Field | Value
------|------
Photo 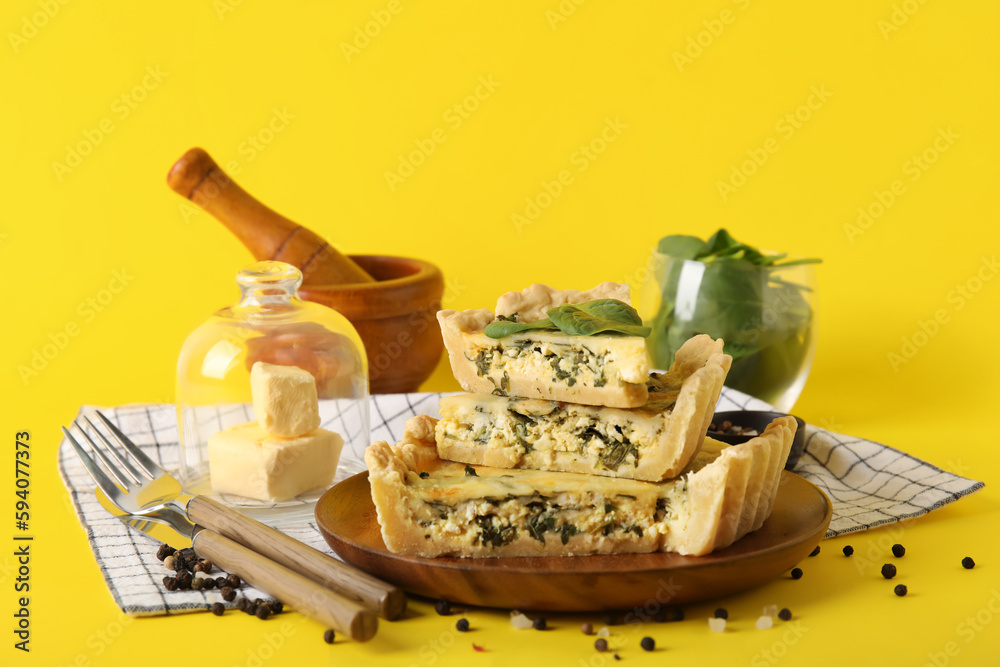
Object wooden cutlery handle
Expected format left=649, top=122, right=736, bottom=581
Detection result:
left=166, top=147, right=375, bottom=285
left=193, top=529, right=378, bottom=641
left=188, top=495, right=406, bottom=620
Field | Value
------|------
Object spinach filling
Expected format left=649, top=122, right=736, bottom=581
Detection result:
left=474, top=515, right=517, bottom=548
left=584, top=426, right=640, bottom=471
left=469, top=340, right=609, bottom=389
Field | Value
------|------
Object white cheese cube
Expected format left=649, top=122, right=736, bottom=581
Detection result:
left=207, top=421, right=343, bottom=502
left=250, top=362, right=321, bottom=437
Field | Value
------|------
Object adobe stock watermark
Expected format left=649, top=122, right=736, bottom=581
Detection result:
left=384, top=75, right=500, bottom=192
left=512, top=116, right=627, bottom=233
left=18, top=268, right=135, bottom=385
left=922, top=589, right=1000, bottom=667
left=673, top=0, right=753, bottom=72
left=214, top=0, right=247, bottom=20
left=750, top=622, right=810, bottom=666
left=844, top=127, right=958, bottom=244
left=7, top=0, right=72, bottom=54
left=545, top=0, right=587, bottom=30
left=716, top=85, right=832, bottom=202
left=51, top=612, right=135, bottom=667
left=340, top=0, right=410, bottom=62
left=52, top=66, right=169, bottom=182
left=178, top=108, right=296, bottom=223
left=887, top=254, right=997, bottom=372
left=878, top=0, right=931, bottom=40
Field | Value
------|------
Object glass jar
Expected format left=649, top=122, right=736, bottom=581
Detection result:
left=638, top=253, right=818, bottom=412
left=176, top=261, right=369, bottom=525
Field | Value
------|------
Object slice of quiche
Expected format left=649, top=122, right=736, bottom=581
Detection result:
left=435, top=334, right=732, bottom=482
left=364, top=414, right=795, bottom=558
left=437, top=283, right=652, bottom=409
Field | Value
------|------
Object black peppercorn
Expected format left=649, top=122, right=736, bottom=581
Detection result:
left=180, top=547, right=196, bottom=560
left=778, top=608, right=792, bottom=621
left=962, top=557, right=976, bottom=569
left=532, top=617, right=546, bottom=630
left=176, top=571, right=193, bottom=589
left=894, top=584, right=907, bottom=597
left=203, top=578, right=217, bottom=590
left=226, top=574, right=241, bottom=588
left=215, top=576, right=228, bottom=588
left=221, top=586, right=236, bottom=602
left=211, top=602, right=225, bottom=616
left=809, top=546, right=821, bottom=557
left=323, top=629, right=335, bottom=644
left=269, top=601, right=283, bottom=614
left=456, top=618, right=470, bottom=632
left=843, top=545, right=854, bottom=556
left=594, top=638, right=608, bottom=652
left=200, top=560, right=214, bottom=574
left=156, top=544, right=173, bottom=561
left=581, top=622, right=594, bottom=635
left=255, top=605, right=271, bottom=620
left=162, top=575, right=177, bottom=591
left=640, top=637, right=655, bottom=651
left=191, top=577, right=204, bottom=591
left=435, top=600, right=451, bottom=616
left=171, top=557, right=185, bottom=573
left=790, top=568, right=803, bottom=580
left=714, top=608, right=728, bottom=619
left=891, top=544, right=905, bottom=558
left=881, top=564, right=897, bottom=580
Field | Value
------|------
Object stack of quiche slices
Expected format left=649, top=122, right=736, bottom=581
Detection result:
left=364, top=283, right=797, bottom=558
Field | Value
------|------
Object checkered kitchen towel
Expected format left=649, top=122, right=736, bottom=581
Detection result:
left=57, top=389, right=983, bottom=617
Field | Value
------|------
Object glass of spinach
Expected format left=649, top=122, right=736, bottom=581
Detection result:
left=638, top=229, right=820, bottom=411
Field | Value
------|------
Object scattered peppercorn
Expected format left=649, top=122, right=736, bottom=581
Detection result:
left=891, top=544, right=905, bottom=558
left=211, top=602, right=225, bottom=616
left=162, top=576, right=177, bottom=591
left=236, top=597, right=251, bottom=612
left=201, top=560, right=213, bottom=574
left=255, top=605, right=271, bottom=620
left=613, top=654, right=621, bottom=661
left=180, top=547, right=196, bottom=561
left=456, top=618, right=470, bottom=632
left=191, top=577, right=204, bottom=591
left=156, top=544, right=173, bottom=561
left=202, top=578, right=216, bottom=590
left=962, top=557, right=976, bottom=570
left=894, top=584, right=907, bottom=597
left=581, top=622, right=594, bottom=635
left=435, top=600, right=452, bottom=616
left=269, top=601, right=283, bottom=615
left=226, top=574, right=241, bottom=588
left=176, top=571, right=193, bottom=590
left=843, top=545, right=854, bottom=556
left=714, top=608, right=728, bottom=619
left=532, top=617, right=547, bottom=630
left=323, top=629, right=336, bottom=644
left=594, top=638, right=609, bottom=652
left=640, top=636, right=655, bottom=651
left=193, top=561, right=205, bottom=573
left=215, top=576, right=228, bottom=588
left=881, top=564, right=897, bottom=580
left=163, top=555, right=176, bottom=571
left=221, top=586, right=236, bottom=602
left=171, top=558, right=185, bottom=573
left=790, top=568, right=803, bottom=580
left=809, top=546, right=821, bottom=557
left=778, top=608, right=792, bottom=621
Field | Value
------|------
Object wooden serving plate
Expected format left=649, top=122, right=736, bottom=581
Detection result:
left=315, top=471, right=832, bottom=611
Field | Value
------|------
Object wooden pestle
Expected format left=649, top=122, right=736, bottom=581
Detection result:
left=167, top=148, right=375, bottom=285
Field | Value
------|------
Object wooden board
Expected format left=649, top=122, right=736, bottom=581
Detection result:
left=315, top=471, right=832, bottom=611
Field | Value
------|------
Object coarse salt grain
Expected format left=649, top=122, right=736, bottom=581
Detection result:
left=708, top=618, right=727, bottom=633
left=597, top=627, right=611, bottom=637
left=756, top=616, right=773, bottom=630
left=510, top=613, right=533, bottom=630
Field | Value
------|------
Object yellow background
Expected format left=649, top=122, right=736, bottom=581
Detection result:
left=2, top=0, right=998, bottom=665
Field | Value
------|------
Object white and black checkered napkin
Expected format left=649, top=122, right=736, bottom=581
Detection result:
left=57, top=389, right=983, bottom=617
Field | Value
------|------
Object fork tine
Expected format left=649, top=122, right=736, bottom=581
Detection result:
left=95, top=410, right=163, bottom=477
left=84, top=416, right=149, bottom=483
left=62, top=427, right=129, bottom=500
left=72, top=424, right=139, bottom=489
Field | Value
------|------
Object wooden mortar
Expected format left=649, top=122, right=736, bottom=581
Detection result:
left=168, top=148, right=444, bottom=393
left=300, top=256, right=444, bottom=395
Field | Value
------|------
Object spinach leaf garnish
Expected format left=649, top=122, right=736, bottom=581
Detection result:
left=484, top=299, right=650, bottom=339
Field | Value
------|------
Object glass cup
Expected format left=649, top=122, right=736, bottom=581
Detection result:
left=638, top=252, right=818, bottom=412
left=176, top=261, right=369, bottom=525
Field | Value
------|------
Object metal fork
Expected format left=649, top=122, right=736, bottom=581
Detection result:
left=62, top=411, right=405, bottom=623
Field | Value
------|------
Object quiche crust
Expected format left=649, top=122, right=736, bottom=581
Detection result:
left=438, top=283, right=652, bottom=408
left=365, top=414, right=795, bottom=558
left=435, top=334, right=732, bottom=481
